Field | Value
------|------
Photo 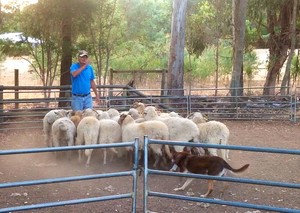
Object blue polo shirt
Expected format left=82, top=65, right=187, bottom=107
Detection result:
left=70, top=63, right=95, bottom=95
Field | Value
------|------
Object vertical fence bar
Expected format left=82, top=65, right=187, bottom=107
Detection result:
left=131, top=138, right=139, bottom=213
left=14, top=69, right=19, bottom=109
left=143, top=136, right=149, bottom=213
left=0, top=85, right=3, bottom=123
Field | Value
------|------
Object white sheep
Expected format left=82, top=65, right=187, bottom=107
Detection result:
left=188, top=112, right=230, bottom=160
left=51, top=117, right=76, bottom=159
left=118, top=113, right=172, bottom=168
left=143, top=106, right=200, bottom=152
left=81, top=108, right=100, bottom=119
left=128, top=108, right=145, bottom=123
left=106, top=108, right=120, bottom=122
left=98, top=118, right=122, bottom=165
left=43, top=109, right=70, bottom=147
left=75, top=115, right=100, bottom=166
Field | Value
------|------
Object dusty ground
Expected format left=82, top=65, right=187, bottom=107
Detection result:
left=0, top=120, right=299, bottom=213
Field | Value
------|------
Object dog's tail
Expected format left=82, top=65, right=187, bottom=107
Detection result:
left=224, top=161, right=249, bottom=173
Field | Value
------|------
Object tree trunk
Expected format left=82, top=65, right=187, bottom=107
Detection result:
left=167, top=0, right=187, bottom=97
left=230, top=0, right=248, bottom=97
left=280, top=0, right=297, bottom=95
left=59, top=1, right=72, bottom=108
left=214, top=40, right=219, bottom=96
left=0, top=2, right=2, bottom=31
left=263, top=0, right=292, bottom=95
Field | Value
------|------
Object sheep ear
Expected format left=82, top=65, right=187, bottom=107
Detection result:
left=186, top=112, right=194, bottom=119
left=203, top=114, right=208, bottom=121
left=118, top=113, right=126, bottom=125
left=66, top=111, right=72, bottom=117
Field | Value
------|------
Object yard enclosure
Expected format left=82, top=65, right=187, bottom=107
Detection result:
left=0, top=85, right=299, bottom=131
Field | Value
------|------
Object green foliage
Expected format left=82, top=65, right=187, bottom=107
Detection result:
left=110, top=38, right=168, bottom=70
left=244, top=51, right=259, bottom=79
left=187, top=42, right=232, bottom=80
left=0, top=40, right=30, bottom=57
left=186, top=0, right=231, bottom=56
left=291, top=53, right=300, bottom=80
left=118, top=0, right=171, bottom=42
left=186, top=40, right=258, bottom=82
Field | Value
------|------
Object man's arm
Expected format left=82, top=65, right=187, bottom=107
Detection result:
left=91, top=80, right=100, bottom=105
left=71, top=64, right=88, bottom=77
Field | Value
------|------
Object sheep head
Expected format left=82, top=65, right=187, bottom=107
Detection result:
left=187, top=112, right=207, bottom=124
left=143, top=106, right=158, bottom=119
left=132, top=102, right=146, bottom=115
left=118, top=114, right=134, bottom=126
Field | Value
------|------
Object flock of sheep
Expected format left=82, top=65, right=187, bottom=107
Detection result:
left=42, top=102, right=230, bottom=169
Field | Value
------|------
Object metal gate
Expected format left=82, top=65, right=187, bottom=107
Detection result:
left=143, top=137, right=300, bottom=213
left=1, top=137, right=300, bottom=212
left=0, top=140, right=139, bottom=213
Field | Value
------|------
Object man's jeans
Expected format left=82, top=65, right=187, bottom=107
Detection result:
left=71, top=94, right=93, bottom=111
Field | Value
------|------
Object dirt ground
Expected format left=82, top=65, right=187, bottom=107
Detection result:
left=0, top=120, right=299, bottom=213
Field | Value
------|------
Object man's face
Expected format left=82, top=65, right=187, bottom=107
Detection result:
left=79, top=55, right=88, bottom=64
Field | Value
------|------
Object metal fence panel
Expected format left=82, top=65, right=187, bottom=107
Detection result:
left=143, top=137, right=300, bottom=213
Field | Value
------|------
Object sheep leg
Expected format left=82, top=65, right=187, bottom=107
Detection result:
left=108, top=148, right=119, bottom=163
left=78, top=150, right=83, bottom=163
left=163, top=145, right=172, bottom=160
left=152, top=153, right=161, bottom=168
left=85, top=149, right=93, bottom=166
left=103, top=149, right=107, bottom=165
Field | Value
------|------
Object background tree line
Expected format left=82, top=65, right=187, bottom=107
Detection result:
left=0, top=0, right=299, bottom=97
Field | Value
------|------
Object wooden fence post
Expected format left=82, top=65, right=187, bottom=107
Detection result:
left=14, top=69, right=19, bottom=109
left=0, top=85, right=3, bottom=123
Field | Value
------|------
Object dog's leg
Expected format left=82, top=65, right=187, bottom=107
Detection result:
left=174, top=178, right=194, bottom=191
left=219, top=182, right=229, bottom=199
left=201, top=180, right=214, bottom=197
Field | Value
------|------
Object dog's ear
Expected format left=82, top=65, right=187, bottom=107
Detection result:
left=183, top=146, right=192, bottom=154
left=190, top=147, right=206, bottom=156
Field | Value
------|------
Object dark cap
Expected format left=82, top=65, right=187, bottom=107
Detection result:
left=78, top=50, right=88, bottom=57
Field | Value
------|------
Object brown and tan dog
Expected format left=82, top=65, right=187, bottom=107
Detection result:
left=170, top=151, right=249, bottom=197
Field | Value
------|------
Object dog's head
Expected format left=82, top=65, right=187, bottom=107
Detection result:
left=170, top=151, right=190, bottom=172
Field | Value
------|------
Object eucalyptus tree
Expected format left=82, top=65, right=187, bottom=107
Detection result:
left=56, top=0, right=96, bottom=107
left=280, top=0, right=298, bottom=95
left=248, top=0, right=294, bottom=95
left=167, top=0, right=187, bottom=96
left=230, top=0, right=248, bottom=96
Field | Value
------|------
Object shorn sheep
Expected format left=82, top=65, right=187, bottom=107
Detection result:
left=106, top=108, right=120, bottom=122
left=98, top=118, right=122, bottom=165
left=43, top=109, right=70, bottom=147
left=51, top=117, right=76, bottom=159
left=75, top=115, right=100, bottom=166
left=188, top=112, right=230, bottom=160
left=118, top=113, right=172, bottom=168
left=143, top=106, right=200, bottom=152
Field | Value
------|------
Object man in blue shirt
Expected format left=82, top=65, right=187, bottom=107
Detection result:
left=70, top=50, right=100, bottom=111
